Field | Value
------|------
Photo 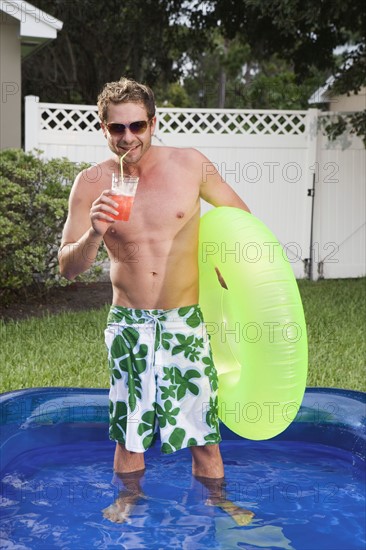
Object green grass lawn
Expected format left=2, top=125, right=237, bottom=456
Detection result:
left=1, top=278, right=365, bottom=394
left=297, top=278, right=365, bottom=391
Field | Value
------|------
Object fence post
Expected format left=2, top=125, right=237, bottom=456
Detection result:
left=25, top=95, right=39, bottom=152
left=305, top=108, right=320, bottom=281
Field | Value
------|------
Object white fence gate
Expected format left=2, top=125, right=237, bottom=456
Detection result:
left=25, top=95, right=366, bottom=280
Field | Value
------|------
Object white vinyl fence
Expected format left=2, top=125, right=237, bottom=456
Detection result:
left=25, top=95, right=366, bottom=280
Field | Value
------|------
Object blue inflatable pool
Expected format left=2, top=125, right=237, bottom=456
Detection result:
left=1, top=387, right=365, bottom=550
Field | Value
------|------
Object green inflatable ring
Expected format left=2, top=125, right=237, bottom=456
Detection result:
left=199, top=207, right=308, bottom=440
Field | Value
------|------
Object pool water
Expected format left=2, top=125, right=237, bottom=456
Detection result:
left=1, top=438, right=364, bottom=550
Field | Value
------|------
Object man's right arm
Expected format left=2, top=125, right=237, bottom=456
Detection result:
left=58, top=170, right=118, bottom=280
left=58, top=227, right=104, bottom=281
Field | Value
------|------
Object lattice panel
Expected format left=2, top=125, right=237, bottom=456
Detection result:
left=39, top=105, right=307, bottom=135
left=40, top=107, right=100, bottom=132
left=158, top=110, right=307, bottom=135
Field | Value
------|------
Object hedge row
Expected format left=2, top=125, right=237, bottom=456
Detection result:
left=0, top=149, right=105, bottom=303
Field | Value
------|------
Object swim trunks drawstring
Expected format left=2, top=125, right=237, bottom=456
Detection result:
left=145, top=311, right=165, bottom=363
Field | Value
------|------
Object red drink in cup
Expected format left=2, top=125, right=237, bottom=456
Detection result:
left=110, top=174, right=139, bottom=222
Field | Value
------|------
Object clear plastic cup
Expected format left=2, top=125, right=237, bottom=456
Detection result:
left=110, top=174, right=139, bottom=221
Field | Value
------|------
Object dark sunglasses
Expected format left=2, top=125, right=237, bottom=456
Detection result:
left=106, top=120, right=150, bottom=135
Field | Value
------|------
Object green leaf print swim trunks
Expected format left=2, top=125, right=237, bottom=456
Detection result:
left=104, top=304, right=221, bottom=454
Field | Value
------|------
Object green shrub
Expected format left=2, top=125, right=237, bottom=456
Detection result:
left=0, top=149, right=106, bottom=303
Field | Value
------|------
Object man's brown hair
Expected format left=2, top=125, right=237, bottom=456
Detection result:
left=97, top=77, right=156, bottom=122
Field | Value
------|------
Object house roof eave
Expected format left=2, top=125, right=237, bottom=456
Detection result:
left=0, top=0, right=63, bottom=37
left=0, top=0, right=63, bottom=59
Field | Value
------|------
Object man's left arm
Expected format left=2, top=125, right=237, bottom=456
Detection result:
left=198, top=153, right=251, bottom=213
left=196, top=152, right=250, bottom=289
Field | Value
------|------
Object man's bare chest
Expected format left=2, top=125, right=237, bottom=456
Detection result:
left=103, top=174, right=200, bottom=243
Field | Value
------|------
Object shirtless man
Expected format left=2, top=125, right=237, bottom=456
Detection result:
left=59, top=78, right=252, bottom=523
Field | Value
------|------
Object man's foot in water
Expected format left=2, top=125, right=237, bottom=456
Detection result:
left=207, top=498, right=255, bottom=526
left=103, top=469, right=145, bottom=524
left=102, top=490, right=143, bottom=524
left=196, top=475, right=254, bottom=527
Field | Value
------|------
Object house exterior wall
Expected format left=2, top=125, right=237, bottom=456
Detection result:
left=0, top=12, right=21, bottom=148
left=327, top=87, right=366, bottom=112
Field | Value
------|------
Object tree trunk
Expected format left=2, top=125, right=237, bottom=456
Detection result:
left=218, top=67, right=226, bottom=108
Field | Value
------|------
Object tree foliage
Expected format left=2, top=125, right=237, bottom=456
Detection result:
left=191, top=0, right=365, bottom=87
left=22, top=0, right=206, bottom=104
left=24, top=0, right=365, bottom=103
left=190, top=0, right=366, bottom=143
left=22, top=0, right=365, bottom=142
left=181, top=38, right=326, bottom=110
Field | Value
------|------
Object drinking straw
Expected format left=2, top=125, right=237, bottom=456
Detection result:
left=120, top=150, right=130, bottom=181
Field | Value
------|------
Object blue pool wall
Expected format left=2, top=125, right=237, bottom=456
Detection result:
left=1, top=387, right=365, bottom=474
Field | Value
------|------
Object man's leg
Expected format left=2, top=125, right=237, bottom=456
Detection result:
left=103, top=443, right=146, bottom=523
left=103, top=467, right=146, bottom=524
left=114, top=442, right=145, bottom=473
left=190, top=444, right=224, bottom=478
